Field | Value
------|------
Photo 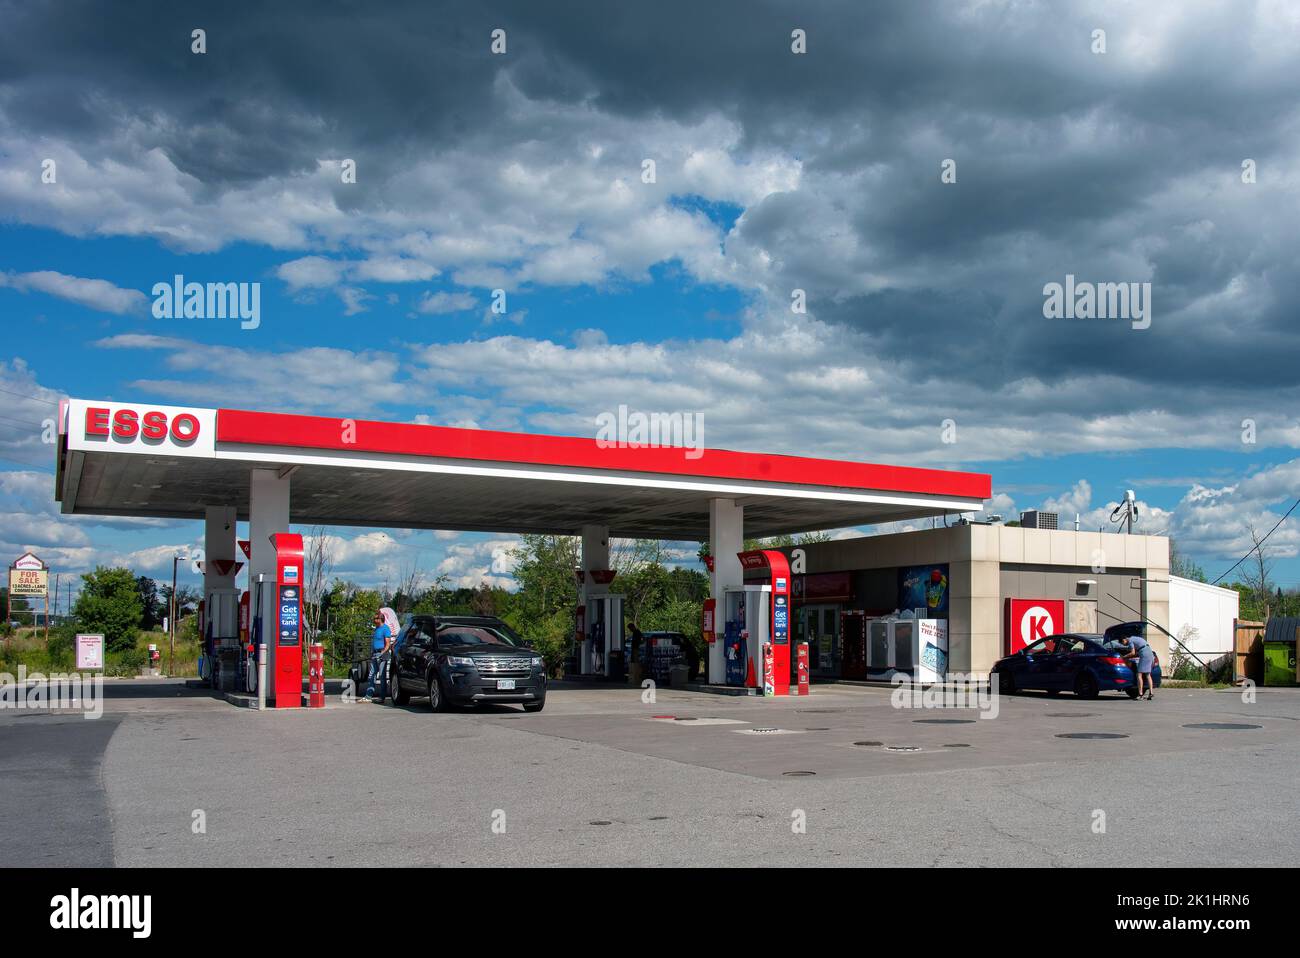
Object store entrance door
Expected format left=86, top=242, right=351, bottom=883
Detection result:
left=799, top=604, right=840, bottom=677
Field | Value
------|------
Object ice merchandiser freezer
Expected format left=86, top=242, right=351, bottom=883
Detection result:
left=868, top=618, right=889, bottom=672
left=867, top=617, right=948, bottom=682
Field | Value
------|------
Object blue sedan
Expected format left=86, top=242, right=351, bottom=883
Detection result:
left=991, top=631, right=1162, bottom=699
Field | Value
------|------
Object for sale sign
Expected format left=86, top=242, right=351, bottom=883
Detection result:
left=9, top=552, right=48, bottom=597
left=9, top=568, right=47, bottom=597
left=1003, top=598, right=1066, bottom=654
left=76, top=634, right=105, bottom=670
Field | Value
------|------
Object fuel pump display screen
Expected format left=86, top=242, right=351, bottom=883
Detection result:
left=278, top=585, right=300, bottom=646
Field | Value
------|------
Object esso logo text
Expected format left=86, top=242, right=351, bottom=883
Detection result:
left=85, top=406, right=202, bottom=445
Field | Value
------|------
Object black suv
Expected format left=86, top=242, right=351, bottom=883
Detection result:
left=389, top=615, right=546, bottom=712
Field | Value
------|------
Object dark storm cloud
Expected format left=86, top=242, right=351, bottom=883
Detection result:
left=2, top=0, right=1298, bottom=408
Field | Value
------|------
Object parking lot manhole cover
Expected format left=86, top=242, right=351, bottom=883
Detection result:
left=648, top=816, right=668, bottom=821
left=884, top=745, right=922, bottom=752
left=853, top=740, right=882, bottom=747
left=782, top=770, right=816, bottom=777
left=913, top=718, right=975, bottom=724
left=1047, top=712, right=1099, bottom=717
left=738, top=722, right=806, bottom=733
left=1183, top=722, right=1262, bottom=730
left=589, top=821, right=612, bottom=826
left=804, top=727, right=831, bottom=731
left=1055, top=732, right=1128, bottom=739
left=797, top=709, right=843, bottom=714
left=673, top=717, right=698, bottom=721
left=943, top=743, right=971, bottom=748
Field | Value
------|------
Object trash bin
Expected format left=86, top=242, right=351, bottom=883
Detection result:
left=1263, top=642, right=1297, bottom=686
left=607, top=649, right=625, bottom=682
left=669, top=664, right=690, bottom=687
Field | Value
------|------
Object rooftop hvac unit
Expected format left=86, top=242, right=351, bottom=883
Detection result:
left=1020, top=510, right=1058, bottom=530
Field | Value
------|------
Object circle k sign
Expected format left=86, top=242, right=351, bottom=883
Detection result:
left=1004, top=598, right=1066, bottom=654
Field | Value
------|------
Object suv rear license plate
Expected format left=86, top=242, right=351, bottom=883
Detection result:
left=497, top=679, right=516, bottom=690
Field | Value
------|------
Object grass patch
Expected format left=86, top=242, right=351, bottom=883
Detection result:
left=0, top=624, right=202, bottom=677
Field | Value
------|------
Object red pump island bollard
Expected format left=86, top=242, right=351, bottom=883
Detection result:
left=308, top=644, right=325, bottom=708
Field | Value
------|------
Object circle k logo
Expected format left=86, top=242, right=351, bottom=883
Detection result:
left=1019, top=605, right=1057, bottom=645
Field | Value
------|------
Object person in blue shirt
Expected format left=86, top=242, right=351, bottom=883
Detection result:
left=1118, top=631, right=1156, bottom=700
left=364, top=611, right=392, bottom=701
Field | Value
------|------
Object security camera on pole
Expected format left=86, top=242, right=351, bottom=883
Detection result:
left=1110, top=489, right=1139, bottom=535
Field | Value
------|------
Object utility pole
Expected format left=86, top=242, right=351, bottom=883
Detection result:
left=170, top=553, right=188, bottom=677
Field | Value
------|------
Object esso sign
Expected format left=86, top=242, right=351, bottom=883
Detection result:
left=68, top=400, right=216, bottom=458
left=85, top=406, right=201, bottom=444
left=1004, top=598, right=1066, bottom=654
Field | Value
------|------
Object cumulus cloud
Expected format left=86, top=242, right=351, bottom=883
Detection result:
left=0, top=270, right=147, bottom=315
left=3, top=1, right=1300, bottom=580
left=415, top=290, right=479, bottom=315
left=436, top=538, right=521, bottom=590
left=1, top=1, right=1297, bottom=458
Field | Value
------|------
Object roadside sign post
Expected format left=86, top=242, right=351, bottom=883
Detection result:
left=8, top=553, right=49, bottom=643
left=76, top=634, right=105, bottom=671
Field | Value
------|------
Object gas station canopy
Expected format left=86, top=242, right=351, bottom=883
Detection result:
left=56, top=399, right=991, bottom=539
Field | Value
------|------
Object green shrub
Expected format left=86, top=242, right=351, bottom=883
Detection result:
left=45, top=628, right=75, bottom=671
left=522, top=609, right=572, bottom=677
left=73, top=566, right=143, bottom=653
left=106, top=648, right=146, bottom=678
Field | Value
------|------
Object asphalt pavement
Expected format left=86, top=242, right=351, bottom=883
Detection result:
left=1, top=678, right=1295, bottom=866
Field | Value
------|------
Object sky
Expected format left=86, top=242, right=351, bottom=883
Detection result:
left=2, top=0, right=1299, bottom=604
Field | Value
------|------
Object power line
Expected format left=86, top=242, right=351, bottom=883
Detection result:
left=0, top=413, right=47, bottom=429
left=0, top=385, right=57, bottom=406
left=1211, top=497, right=1300, bottom=586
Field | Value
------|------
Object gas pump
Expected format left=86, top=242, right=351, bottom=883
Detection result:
left=237, top=589, right=258, bottom=695
left=585, top=594, right=625, bottom=679
left=736, top=549, right=793, bottom=695
left=723, top=586, right=770, bottom=688
left=269, top=532, right=304, bottom=709
left=249, top=575, right=267, bottom=695
left=203, top=586, right=241, bottom=691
